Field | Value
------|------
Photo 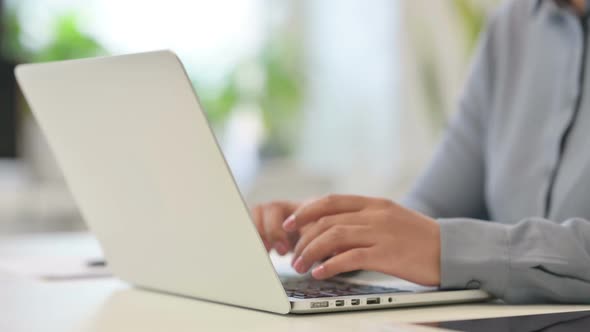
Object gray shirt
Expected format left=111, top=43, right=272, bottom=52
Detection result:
left=404, top=0, right=590, bottom=303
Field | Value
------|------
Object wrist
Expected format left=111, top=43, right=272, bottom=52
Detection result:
left=430, top=221, right=441, bottom=286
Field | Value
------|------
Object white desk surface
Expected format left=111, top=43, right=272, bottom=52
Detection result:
left=0, top=232, right=589, bottom=332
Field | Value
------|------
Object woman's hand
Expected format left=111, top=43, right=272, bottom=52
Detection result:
left=251, top=201, right=301, bottom=255
left=283, top=194, right=441, bottom=286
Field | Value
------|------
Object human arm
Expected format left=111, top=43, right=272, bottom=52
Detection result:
left=281, top=194, right=590, bottom=303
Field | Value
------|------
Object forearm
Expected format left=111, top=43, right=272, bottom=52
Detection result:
left=439, top=217, right=590, bottom=303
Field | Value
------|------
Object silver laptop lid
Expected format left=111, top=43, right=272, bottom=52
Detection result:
left=15, top=50, right=291, bottom=314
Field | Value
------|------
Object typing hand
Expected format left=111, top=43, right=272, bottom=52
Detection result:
left=251, top=201, right=301, bottom=255
left=283, top=194, right=441, bottom=286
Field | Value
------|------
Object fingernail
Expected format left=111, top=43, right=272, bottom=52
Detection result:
left=283, top=215, right=296, bottom=231
left=274, top=242, right=288, bottom=255
left=293, top=256, right=306, bottom=273
left=312, top=265, right=325, bottom=279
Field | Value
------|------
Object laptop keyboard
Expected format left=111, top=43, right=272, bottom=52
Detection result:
left=282, top=278, right=406, bottom=299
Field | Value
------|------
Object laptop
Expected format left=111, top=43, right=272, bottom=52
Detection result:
left=15, top=50, right=490, bottom=314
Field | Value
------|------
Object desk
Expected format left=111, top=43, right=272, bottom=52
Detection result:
left=0, top=233, right=589, bottom=332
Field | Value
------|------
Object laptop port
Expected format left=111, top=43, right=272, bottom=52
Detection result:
left=367, top=297, right=381, bottom=305
left=335, top=300, right=345, bottom=307
left=311, top=301, right=329, bottom=308
left=351, top=299, right=360, bottom=306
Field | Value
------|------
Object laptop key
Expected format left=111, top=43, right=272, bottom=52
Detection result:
left=283, top=278, right=403, bottom=299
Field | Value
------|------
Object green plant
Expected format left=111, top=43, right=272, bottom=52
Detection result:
left=2, top=8, right=106, bottom=118
left=3, top=5, right=302, bottom=156
left=453, top=0, right=488, bottom=53
left=31, top=13, right=106, bottom=62
left=2, top=9, right=105, bottom=63
left=198, top=38, right=303, bottom=157
left=1, top=7, right=30, bottom=62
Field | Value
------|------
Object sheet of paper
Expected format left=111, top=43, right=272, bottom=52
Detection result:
left=0, top=255, right=111, bottom=281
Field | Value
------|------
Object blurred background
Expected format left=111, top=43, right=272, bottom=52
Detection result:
left=0, top=0, right=498, bottom=233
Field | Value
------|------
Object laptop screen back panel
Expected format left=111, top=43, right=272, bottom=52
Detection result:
left=15, top=51, right=291, bottom=314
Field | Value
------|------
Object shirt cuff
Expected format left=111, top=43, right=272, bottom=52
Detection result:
left=438, top=218, right=510, bottom=298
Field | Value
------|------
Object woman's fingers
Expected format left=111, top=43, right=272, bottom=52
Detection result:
left=283, top=195, right=378, bottom=232
left=311, top=248, right=372, bottom=280
left=292, top=212, right=364, bottom=263
left=256, top=201, right=300, bottom=255
left=251, top=205, right=271, bottom=251
left=262, top=204, right=292, bottom=255
left=292, top=225, right=374, bottom=274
